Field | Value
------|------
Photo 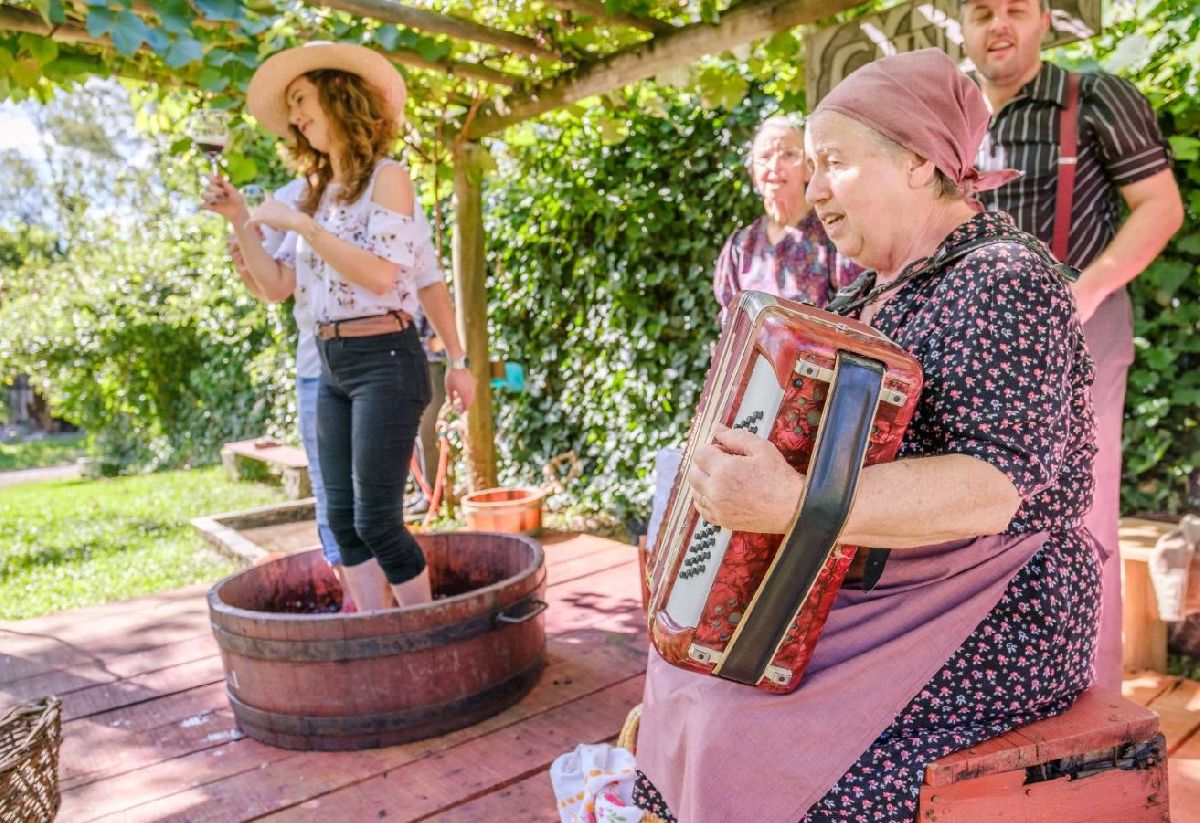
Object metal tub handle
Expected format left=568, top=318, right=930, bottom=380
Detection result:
left=495, top=598, right=548, bottom=625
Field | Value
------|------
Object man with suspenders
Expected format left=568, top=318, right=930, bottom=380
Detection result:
left=960, top=0, right=1185, bottom=689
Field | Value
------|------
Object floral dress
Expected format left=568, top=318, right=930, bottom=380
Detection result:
left=635, top=212, right=1100, bottom=822
left=713, top=213, right=863, bottom=318
left=273, top=159, right=445, bottom=324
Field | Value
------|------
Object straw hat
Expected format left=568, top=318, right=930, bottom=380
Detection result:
left=247, top=41, right=407, bottom=137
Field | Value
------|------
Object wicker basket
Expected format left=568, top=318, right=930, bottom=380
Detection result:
left=0, top=696, right=63, bottom=823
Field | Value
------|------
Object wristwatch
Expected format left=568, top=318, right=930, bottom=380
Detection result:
left=450, top=356, right=471, bottom=370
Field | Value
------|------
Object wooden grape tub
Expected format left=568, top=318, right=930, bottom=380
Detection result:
left=207, top=532, right=546, bottom=751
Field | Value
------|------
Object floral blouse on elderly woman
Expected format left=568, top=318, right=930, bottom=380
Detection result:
left=713, top=211, right=862, bottom=320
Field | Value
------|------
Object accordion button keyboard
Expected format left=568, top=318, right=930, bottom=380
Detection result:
left=664, top=354, right=785, bottom=629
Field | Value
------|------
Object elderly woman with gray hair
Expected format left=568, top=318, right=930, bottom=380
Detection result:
left=713, top=115, right=861, bottom=320
left=634, top=50, right=1099, bottom=822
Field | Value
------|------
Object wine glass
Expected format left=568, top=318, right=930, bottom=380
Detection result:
left=188, top=108, right=230, bottom=177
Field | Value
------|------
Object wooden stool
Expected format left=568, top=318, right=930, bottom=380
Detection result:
left=1119, top=517, right=1174, bottom=673
left=918, top=688, right=1169, bottom=821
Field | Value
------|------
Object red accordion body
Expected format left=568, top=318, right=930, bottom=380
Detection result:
left=647, top=291, right=923, bottom=693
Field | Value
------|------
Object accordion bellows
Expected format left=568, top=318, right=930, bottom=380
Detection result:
left=647, top=291, right=923, bottom=693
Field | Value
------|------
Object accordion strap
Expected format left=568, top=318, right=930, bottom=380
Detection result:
left=716, top=351, right=885, bottom=687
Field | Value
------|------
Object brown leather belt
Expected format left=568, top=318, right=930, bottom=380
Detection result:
left=316, top=311, right=411, bottom=341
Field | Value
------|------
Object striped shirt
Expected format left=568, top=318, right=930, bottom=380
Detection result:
left=975, top=62, right=1170, bottom=269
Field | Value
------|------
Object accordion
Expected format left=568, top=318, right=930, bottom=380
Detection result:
left=647, top=291, right=923, bottom=694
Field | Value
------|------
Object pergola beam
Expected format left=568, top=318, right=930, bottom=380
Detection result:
left=0, top=6, right=109, bottom=49
left=382, top=47, right=524, bottom=88
left=467, top=0, right=862, bottom=138
left=542, top=0, right=675, bottom=34
left=310, top=0, right=562, bottom=63
left=0, top=6, right=522, bottom=91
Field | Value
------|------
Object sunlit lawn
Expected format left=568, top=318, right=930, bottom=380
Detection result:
left=0, top=466, right=286, bottom=620
left=0, top=432, right=89, bottom=472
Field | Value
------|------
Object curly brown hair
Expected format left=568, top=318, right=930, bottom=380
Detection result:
left=286, top=69, right=398, bottom=215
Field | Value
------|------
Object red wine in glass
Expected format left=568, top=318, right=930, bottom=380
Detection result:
left=189, top=109, right=230, bottom=178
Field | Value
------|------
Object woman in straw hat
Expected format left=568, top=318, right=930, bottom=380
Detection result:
left=203, top=42, right=475, bottom=611
left=633, top=49, right=1099, bottom=822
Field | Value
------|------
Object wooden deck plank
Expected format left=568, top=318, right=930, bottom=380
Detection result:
left=57, top=655, right=226, bottom=723
left=1143, top=676, right=1200, bottom=753
left=1168, top=727, right=1200, bottom=823
left=71, top=659, right=644, bottom=821
left=424, top=770, right=558, bottom=822
left=59, top=684, right=232, bottom=790
left=56, top=561, right=645, bottom=818
left=58, top=625, right=646, bottom=821
left=252, top=677, right=645, bottom=823
left=1123, top=670, right=1181, bottom=707
left=6, top=529, right=1192, bottom=822
left=0, top=594, right=212, bottom=683
left=3, top=634, right=218, bottom=705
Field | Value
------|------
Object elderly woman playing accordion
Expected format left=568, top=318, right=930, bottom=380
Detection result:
left=634, top=50, right=1100, bottom=823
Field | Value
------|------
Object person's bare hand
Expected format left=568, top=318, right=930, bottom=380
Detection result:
left=245, top=196, right=303, bottom=233
left=200, top=176, right=249, bottom=225
left=1070, top=279, right=1105, bottom=324
left=687, top=424, right=804, bottom=533
left=445, top=367, right=477, bottom=413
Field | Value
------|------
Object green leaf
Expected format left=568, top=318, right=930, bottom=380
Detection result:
left=223, top=153, right=258, bottom=184
left=145, top=27, right=169, bottom=53
left=30, top=0, right=66, bottom=25
left=198, top=67, right=229, bottom=92
left=1174, top=232, right=1200, bottom=256
left=9, top=60, right=41, bottom=89
left=163, top=35, right=205, bottom=68
left=1169, top=135, right=1200, bottom=161
left=372, top=25, right=402, bottom=52
left=157, top=0, right=194, bottom=35
left=415, top=38, right=451, bottom=64
left=110, top=9, right=150, bottom=55
left=85, top=7, right=116, bottom=38
left=205, top=48, right=240, bottom=68
left=18, top=34, right=58, bottom=65
left=193, top=0, right=245, bottom=23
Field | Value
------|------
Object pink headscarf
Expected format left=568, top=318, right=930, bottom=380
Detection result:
left=814, top=48, right=1019, bottom=209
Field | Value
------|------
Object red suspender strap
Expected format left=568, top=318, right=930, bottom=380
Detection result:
left=1052, top=72, right=1081, bottom=262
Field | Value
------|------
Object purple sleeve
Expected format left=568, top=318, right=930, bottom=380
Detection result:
left=713, top=232, right=740, bottom=317
left=831, top=254, right=865, bottom=291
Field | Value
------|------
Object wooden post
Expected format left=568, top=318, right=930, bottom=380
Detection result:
left=452, top=141, right=498, bottom=491
left=1118, top=518, right=1172, bottom=674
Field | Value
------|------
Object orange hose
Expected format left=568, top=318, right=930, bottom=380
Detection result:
left=422, top=433, right=452, bottom=529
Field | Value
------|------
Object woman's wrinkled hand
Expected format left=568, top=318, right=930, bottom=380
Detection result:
left=687, top=424, right=804, bottom=534
left=445, top=367, right=477, bottom=413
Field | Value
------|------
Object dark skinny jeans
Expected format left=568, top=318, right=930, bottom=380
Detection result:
left=316, top=325, right=431, bottom=584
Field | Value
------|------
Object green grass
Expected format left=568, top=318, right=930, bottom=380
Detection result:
left=0, top=466, right=287, bottom=621
left=0, top=432, right=89, bottom=472
left=1168, top=652, right=1200, bottom=681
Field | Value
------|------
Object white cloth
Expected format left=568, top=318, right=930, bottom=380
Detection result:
left=645, top=446, right=683, bottom=555
left=550, top=743, right=648, bottom=823
left=273, top=158, right=445, bottom=324
left=1149, top=515, right=1200, bottom=622
left=261, top=178, right=322, bottom=379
